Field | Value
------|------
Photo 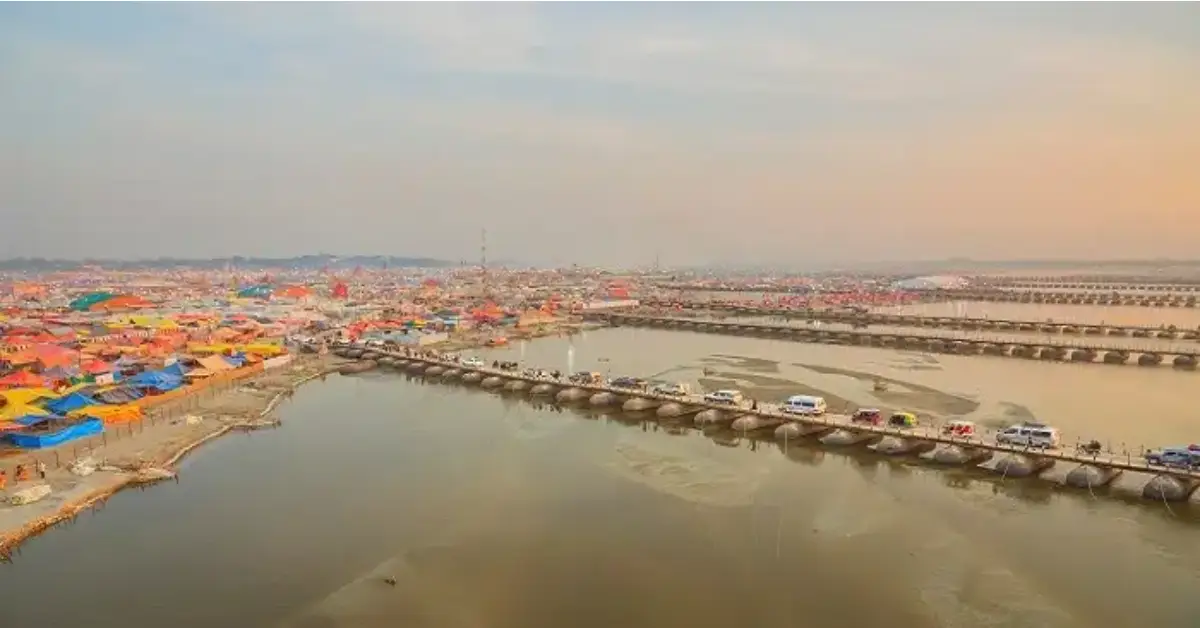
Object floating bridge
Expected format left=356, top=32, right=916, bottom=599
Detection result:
left=332, top=346, right=1200, bottom=503
left=592, top=313, right=1200, bottom=370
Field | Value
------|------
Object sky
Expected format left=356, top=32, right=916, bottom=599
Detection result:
left=2, top=3, right=1199, bottom=268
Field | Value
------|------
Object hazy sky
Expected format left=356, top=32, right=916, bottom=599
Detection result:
left=2, top=3, right=1198, bottom=267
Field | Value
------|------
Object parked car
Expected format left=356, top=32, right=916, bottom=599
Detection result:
left=703, top=390, right=744, bottom=406
left=461, top=356, right=485, bottom=368
left=1144, top=445, right=1200, bottom=468
left=651, top=382, right=690, bottom=397
left=611, top=377, right=648, bottom=391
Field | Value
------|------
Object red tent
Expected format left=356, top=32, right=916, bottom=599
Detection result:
left=0, top=370, right=46, bottom=389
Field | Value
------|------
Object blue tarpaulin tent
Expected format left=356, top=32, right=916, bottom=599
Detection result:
left=161, top=362, right=187, bottom=379
left=127, top=370, right=183, bottom=392
left=44, top=392, right=98, bottom=415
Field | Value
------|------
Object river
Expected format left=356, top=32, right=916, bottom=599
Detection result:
left=1, top=328, right=1199, bottom=628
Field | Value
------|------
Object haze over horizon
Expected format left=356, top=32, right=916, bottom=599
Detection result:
left=3, top=3, right=1198, bottom=268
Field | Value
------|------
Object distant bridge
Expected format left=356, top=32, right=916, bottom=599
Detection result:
left=924, top=289, right=1199, bottom=308
left=590, top=312, right=1200, bottom=370
left=641, top=300, right=1200, bottom=339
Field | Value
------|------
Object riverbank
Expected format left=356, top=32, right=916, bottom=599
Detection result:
left=0, top=355, right=337, bottom=558
left=0, top=319, right=591, bottom=559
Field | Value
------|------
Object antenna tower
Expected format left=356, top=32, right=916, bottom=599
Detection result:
left=480, top=228, right=489, bottom=298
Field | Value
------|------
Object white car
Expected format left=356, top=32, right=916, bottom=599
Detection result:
left=703, top=390, right=744, bottom=406
left=461, top=356, right=485, bottom=368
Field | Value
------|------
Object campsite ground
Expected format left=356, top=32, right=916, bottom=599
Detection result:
left=0, top=355, right=335, bottom=558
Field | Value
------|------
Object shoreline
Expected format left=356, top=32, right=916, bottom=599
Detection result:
left=0, top=319, right=587, bottom=560
left=0, top=358, right=336, bottom=559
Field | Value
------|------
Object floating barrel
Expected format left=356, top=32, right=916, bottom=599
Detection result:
left=1070, top=349, right=1096, bottom=362
left=1137, top=353, right=1162, bottom=367
left=530, top=383, right=557, bottom=396
left=819, top=429, right=875, bottom=446
left=992, top=454, right=1052, bottom=477
left=981, top=344, right=1003, bottom=356
left=1064, top=465, right=1120, bottom=489
left=1173, top=355, right=1198, bottom=370
left=1012, top=346, right=1036, bottom=358
left=932, top=445, right=981, bottom=465
left=480, top=376, right=505, bottom=389
left=590, top=392, right=620, bottom=406
left=337, top=360, right=377, bottom=375
left=1039, top=347, right=1066, bottom=361
left=346, top=349, right=364, bottom=359
left=1142, top=475, right=1195, bottom=502
left=426, top=366, right=446, bottom=377
left=1102, top=352, right=1129, bottom=364
left=655, top=402, right=687, bottom=418
left=731, top=415, right=782, bottom=432
left=693, top=409, right=730, bottom=426
left=442, top=368, right=462, bottom=379
left=555, top=388, right=589, bottom=402
left=378, top=357, right=396, bottom=367
left=872, top=436, right=933, bottom=455
left=622, top=397, right=658, bottom=412
left=406, top=362, right=426, bottom=372
left=775, top=422, right=831, bottom=439
left=461, top=372, right=484, bottom=384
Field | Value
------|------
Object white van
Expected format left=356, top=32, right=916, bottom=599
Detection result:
left=783, top=395, right=827, bottom=416
left=996, top=423, right=1060, bottom=449
left=704, top=390, right=744, bottom=406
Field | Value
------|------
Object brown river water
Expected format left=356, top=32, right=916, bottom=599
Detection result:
left=2, top=324, right=1199, bottom=628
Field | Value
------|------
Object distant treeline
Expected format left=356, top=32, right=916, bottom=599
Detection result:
left=0, top=255, right=458, bottom=271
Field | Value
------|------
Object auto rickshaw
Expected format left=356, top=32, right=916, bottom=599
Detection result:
left=888, top=412, right=918, bottom=429
left=851, top=408, right=883, bottom=425
left=941, top=420, right=976, bottom=438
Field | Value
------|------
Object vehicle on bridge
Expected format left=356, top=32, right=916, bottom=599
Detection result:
left=995, top=422, right=1061, bottom=449
left=1144, top=445, right=1200, bottom=469
left=570, top=371, right=603, bottom=385
left=461, top=356, right=485, bottom=368
left=704, top=390, right=744, bottom=406
left=651, top=382, right=690, bottom=397
left=851, top=408, right=883, bottom=425
left=941, top=420, right=977, bottom=438
left=888, top=412, right=918, bottom=429
left=783, top=395, right=827, bottom=416
left=611, top=376, right=648, bottom=391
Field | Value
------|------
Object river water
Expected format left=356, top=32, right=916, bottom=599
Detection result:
left=2, top=328, right=1200, bottom=628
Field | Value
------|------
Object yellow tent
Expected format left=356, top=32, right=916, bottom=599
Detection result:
left=69, top=404, right=143, bottom=424
left=0, top=388, right=56, bottom=420
left=243, top=343, right=284, bottom=357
